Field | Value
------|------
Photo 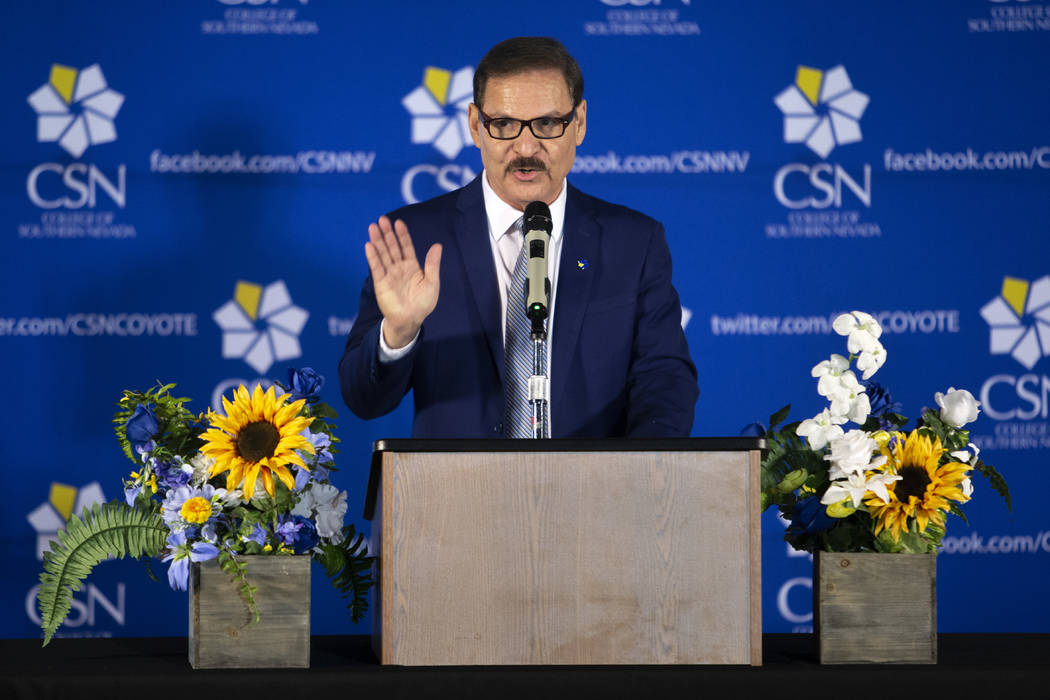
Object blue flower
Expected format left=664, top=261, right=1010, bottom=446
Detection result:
left=862, top=380, right=902, bottom=428
left=786, top=494, right=835, bottom=535
left=124, top=484, right=142, bottom=506
left=286, top=367, right=324, bottom=404
left=242, top=523, right=267, bottom=546
left=274, top=515, right=303, bottom=546
left=291, top=516, right=318, bottom=554
left=125, top=404, right=159, bottom=450
left=161, top=530, right=220, bottom=591
left=739, top=422, right=766, bottom=437
left=154, top=458, right=193, bottom=490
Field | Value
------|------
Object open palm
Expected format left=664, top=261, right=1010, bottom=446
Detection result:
left=364, top=216, right=442, bottom=349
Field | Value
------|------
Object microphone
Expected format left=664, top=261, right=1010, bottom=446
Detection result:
left=522, top=200, right=552, bottom=329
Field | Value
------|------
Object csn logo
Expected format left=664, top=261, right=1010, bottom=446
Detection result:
left=980, top=275, right=1050, bottom=421
left=772, top=65, right=871, bottom=210
left=25, top=63, right=126, bottom=210
left=400, top=65, right=478, bottom=204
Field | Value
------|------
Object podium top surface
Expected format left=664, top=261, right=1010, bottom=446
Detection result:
left=364, top=437, right=765, bottom=520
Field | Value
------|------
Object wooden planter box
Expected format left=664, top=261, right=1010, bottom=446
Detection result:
left=814, top=551, right=936, bottom=664
left=189, top=555, right=311, bottom=669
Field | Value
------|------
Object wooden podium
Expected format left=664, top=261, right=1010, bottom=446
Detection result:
left=363, top=438, right=763, bottom=666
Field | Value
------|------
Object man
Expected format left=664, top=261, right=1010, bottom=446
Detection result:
left=339, top=37, right=697, bottom=438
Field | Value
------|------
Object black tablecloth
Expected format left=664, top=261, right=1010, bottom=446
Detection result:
left=1, top=634, right=1047, bottom=700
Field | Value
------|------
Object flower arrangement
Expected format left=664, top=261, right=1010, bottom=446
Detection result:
left=36, top=368, right=373, bottom=645
left=758, top=311, right=1010, bottom=554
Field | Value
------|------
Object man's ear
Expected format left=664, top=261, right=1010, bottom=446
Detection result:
left=468, top=103, right=483, bottom=148
left=574, top=99, right=587, bottom=146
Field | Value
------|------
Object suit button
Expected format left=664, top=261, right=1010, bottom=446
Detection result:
left=494, top=422, right=503, bottom=434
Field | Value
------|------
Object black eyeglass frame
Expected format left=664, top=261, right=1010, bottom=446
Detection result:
left=477, top=107, right=577, bottom=140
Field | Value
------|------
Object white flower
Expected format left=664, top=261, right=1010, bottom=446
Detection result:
left=950, top=442, right=981, bottom=466
left=855, top=341, right=887, bottom=380
left=833, top=311, right=883, bottom=354
left=825, top=429, right=883, bottom=478
left=826, top=372, right=871, bottom=424
left=812, top=354, right=851, bottom=397
left=797, top=409, right=847, bottom=450
left=189, top=453, right=216, bottom=487
left=960, top=477, right=974, bottom=499
left=935, top=387, right=981, bottom=428
left=821, top=469, right=898, bottom=509
left=821, top=472, right=869, bottom=508
left=292, top=483, right=347, bottom=542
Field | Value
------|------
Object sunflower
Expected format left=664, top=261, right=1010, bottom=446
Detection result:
left=200, top=384, right=314, bottom=499
left=864, top=430, right=971, bottom=542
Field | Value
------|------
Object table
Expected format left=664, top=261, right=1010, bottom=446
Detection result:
left=1, top=634, right=1047, bottom=700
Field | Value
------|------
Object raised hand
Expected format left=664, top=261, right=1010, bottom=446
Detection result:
left=364, top=216, right=442, bottom=349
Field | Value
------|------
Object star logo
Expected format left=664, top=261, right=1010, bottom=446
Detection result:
left=27, top=482, right=106, bottom=561
left=27, top=63, right=125, bottom=158
left=981, top=275, right=1050, bottom=370
left=402, top=65, right=475, bottom=160
left=213, top=280, right=309, bottom=374
left=774, top=65, right=869, bottom=159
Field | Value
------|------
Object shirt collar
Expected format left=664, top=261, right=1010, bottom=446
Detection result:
left=481, top=170, right=567, bottom=243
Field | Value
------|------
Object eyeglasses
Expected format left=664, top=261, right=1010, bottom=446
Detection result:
left=477, top=108, right=576, bottom=140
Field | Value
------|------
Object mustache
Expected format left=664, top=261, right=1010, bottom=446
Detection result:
left=506, top=157, right=547, bottom=173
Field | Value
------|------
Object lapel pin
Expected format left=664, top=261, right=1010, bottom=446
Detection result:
left=577, top=258, right=589, bottom=270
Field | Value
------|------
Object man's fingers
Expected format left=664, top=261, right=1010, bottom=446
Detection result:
left=364, top=242, right=386, bottom=283
left=394, top=219, right=416, bottom=262
left=368, top=222, right=395, bottom=269
left=380, top=216, right=404, bottom=262
left=423, top=243, right=442, bottom=284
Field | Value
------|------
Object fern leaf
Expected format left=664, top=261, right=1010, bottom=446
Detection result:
left=315, top=525, right=374, bottom=623
left=37, top=501, right=168, bottom=646
left=974, top=460, right=1012, bottom=511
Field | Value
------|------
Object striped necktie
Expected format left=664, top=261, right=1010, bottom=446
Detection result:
left=504, top=217, right=546, bottom=438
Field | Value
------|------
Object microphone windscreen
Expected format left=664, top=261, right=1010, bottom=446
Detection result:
left=524, top=201, right=553, bottom=234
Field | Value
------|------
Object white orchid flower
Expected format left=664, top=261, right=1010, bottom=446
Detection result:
left=855, top=341, right=887, bottom=380
left=833, top=311, right=883, bottom=354
left=797, top=408, right=847, bottom=450
left=826, top=372, right=871, bottom=424
left=812, top=354, right=851, bottom=397
left=960, top=477, right=974, bottom=499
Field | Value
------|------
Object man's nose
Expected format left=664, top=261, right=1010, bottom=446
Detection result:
left=512, top=127, right=541, bottom=156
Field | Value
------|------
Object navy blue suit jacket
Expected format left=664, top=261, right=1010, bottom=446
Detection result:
left=338, top=177, right=698, bottom=438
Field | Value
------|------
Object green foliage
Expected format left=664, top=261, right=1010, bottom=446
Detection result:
left=819, top=513, right=877, bottom=553
left=861, top=411, right=907, bottom=432
left=37, top=501, right=168, bottom=646
left=315, top=524, right=374, bottom=623
left=218, top=549, right=259, bottom=625
left=974, top=459, right=1012, bottom=511
left=113, top=382, right=205, bottom=463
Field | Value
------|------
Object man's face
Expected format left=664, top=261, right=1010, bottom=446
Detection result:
left=468, top=69, right=587, bottom=210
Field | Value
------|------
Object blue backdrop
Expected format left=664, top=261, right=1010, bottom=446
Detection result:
left=2, top=0, right=1048, bottom=640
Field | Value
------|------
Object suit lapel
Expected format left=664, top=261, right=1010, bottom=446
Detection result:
left=551, top=185, right=599, bottom=410
left=453, top=178, right=505, bottom=384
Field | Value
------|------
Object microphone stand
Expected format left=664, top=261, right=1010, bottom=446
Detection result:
left=529, top=316, right=550, bottom=439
